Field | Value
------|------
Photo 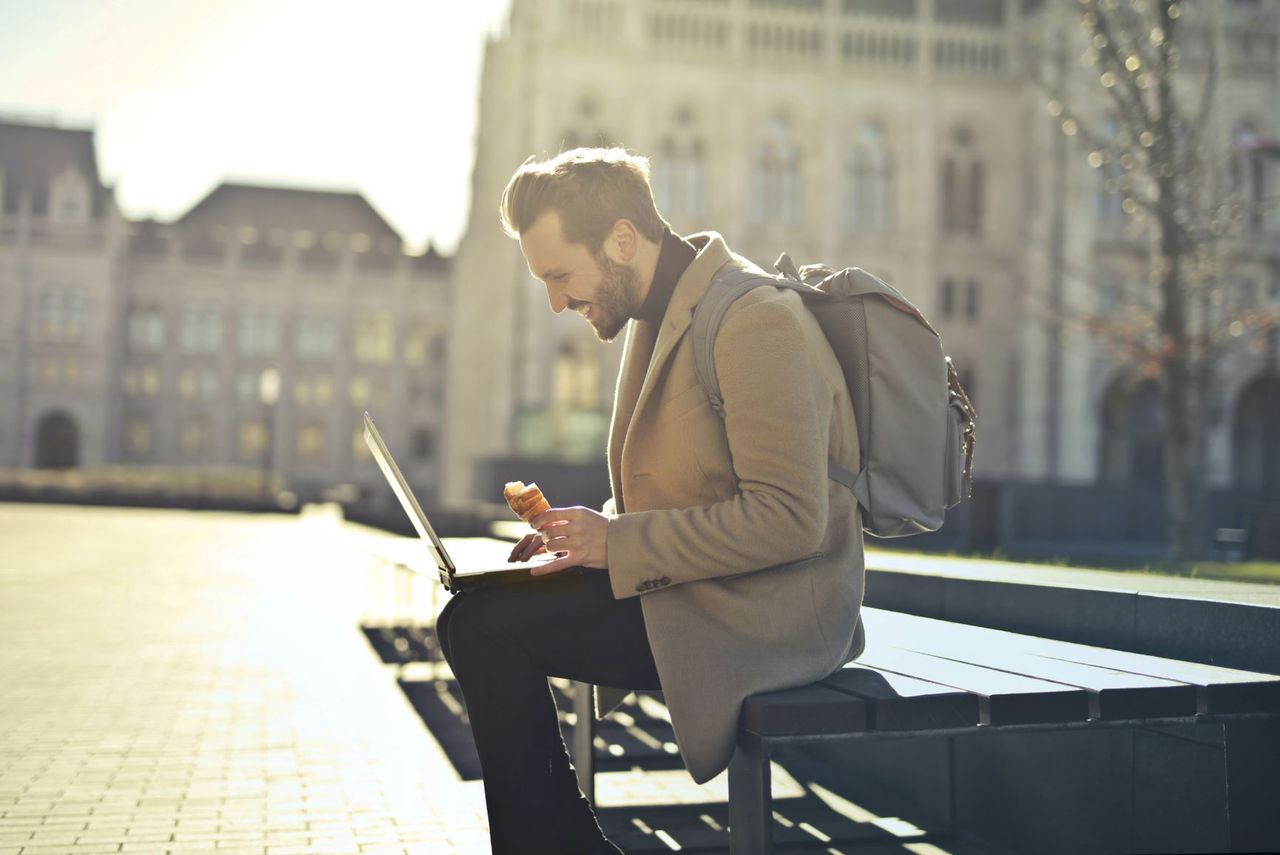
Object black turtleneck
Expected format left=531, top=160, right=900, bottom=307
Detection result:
left=633, top=228, right=697, bottom=327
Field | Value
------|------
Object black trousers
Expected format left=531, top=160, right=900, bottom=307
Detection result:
left=436, top=568, right=662, bottom=854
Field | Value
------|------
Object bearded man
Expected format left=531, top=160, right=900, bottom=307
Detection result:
left=435, top=147, right=866, bottom=854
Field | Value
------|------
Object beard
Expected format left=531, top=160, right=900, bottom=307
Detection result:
left=584, top=251, right=642, bottom=342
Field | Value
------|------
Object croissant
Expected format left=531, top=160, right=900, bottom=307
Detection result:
left=503, top=481, right=550, bottom=523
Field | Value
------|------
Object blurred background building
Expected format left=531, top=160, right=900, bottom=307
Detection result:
left=1, top=0, right=1277, bottom=555
left=0, top=119, right=450, bottom=508
left=445, top=0, right=1280, bottom=551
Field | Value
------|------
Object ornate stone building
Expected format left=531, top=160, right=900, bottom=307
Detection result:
left=0, top=118, right=450, bottom=507
left=444, top=0, right=1280, bottom=508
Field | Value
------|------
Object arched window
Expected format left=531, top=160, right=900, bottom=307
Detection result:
left=1232, top=375, right=1280, bottom=489
left=941, top=125, right=983, bottom=236
left=845, top=123, right=893, bottom=231
left=1099, top=378, right=1164, bottom=488
left=752, top=116, right=801, bottom=225
left=652, top=107, right=706, bottom=221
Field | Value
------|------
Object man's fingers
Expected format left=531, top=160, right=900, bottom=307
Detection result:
left=509, top=533, right=544, bottom=562
left=530, top=552, right=574, bottom=576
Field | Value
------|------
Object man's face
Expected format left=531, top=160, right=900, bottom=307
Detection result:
left=519, top=210, right=642, bottom=342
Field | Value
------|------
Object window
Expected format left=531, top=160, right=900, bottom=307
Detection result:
left=652, top=108, right=706, bottom=220
left=122, top=369, right=140, bottom=397
left=124, top=416, right=152, bottom=456
left=50, top=168, right=90, bottom=224
left=752, top=116, right=802, bottom=225
left=353, top=316, right=394, bottom=365
left=941, top=125, right=984, bottom=236
left=1233, top=120, right=1270, bottom=233
left=180, top=416, right=211, bottom=456
left=1100, top=379, right=1163, bottom=487
left=1097, top=267, right=1125, bottom=314
left=127, top=306, right=165, bottom=352
left=845, top=123, right=893, bottom=231
left=411, top=427, right=435, bottom=462
left=940, top=279, right=955, bottom=318
left=179, top=307, right=222, bottom=353
left=296, top=424, right=326, bottom=459
left=141, top=366, right=160, bottom=396
left=552, top=341, right=601, bottom=411
left=403, top=325, right=437, bottom=366
left=177, top=369, right=217, bottom=400
left=965, top=280, right=980, bottom=320
left=296, top=316, right=336, bottom=359
left=314, top=376, right=333, bottom=406
left=562, top=95, right=615, bottom=152
left=239, top=420, right=268, bottom=459
left=41, top=289, right=89, bottom=342
left=349, top=376, right=372, bottom=406
left=237, top=311, right=279, bottom=355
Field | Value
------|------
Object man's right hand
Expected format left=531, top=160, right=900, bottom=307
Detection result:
left=507, top=532, right=548, bottom=563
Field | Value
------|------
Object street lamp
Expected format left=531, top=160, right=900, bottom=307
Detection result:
left=258, top=367, right=280, bottom=500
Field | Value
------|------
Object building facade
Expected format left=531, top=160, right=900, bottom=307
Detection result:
left=444, top=0, right=1280, bottom=506
left=0, top=119, right=450, bottom=507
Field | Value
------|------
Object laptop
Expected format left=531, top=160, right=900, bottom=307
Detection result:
left=362, top=412, right=558, bottom=591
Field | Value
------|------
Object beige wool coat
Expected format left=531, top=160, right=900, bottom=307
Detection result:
left=597, top=232, right=867, bottom=784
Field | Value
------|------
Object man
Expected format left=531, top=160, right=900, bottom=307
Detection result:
left=435, top=147, right=866, bottom=854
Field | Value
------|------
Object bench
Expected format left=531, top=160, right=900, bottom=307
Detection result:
left=356, top=534, right=1280, bottom=851
left=573, top=605, right=1280, bottom=854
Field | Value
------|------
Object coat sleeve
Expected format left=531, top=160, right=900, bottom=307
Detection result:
left=606, top=297, right=831, bottom=600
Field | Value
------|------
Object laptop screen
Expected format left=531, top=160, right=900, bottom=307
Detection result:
left=361, top=412, right=455, bottom=575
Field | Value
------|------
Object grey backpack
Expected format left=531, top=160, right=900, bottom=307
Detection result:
left=691, top=254, right=976, bottom=538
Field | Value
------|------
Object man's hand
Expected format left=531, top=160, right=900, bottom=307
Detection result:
left=513, top=506, right=611, bottom=577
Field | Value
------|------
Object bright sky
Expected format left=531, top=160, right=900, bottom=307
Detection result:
left=0, top=0, right=511, bottom=254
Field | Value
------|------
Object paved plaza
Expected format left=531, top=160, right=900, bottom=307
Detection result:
left=0, top=503, right=495, bottom=854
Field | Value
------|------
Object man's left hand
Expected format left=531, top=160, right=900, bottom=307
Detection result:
left=526, top=506, right=611, bottom=576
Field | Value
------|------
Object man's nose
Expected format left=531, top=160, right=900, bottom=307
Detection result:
left=546, top=284, right=569, bottom=314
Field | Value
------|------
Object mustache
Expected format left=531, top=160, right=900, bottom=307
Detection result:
left=567, top=300, right=590, bottom=312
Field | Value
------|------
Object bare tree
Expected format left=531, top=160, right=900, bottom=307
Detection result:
left=1036, top=0, right=1279, bottom=560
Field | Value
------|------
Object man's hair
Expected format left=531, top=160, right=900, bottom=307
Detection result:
left=499, top=147, right=670, bottom=249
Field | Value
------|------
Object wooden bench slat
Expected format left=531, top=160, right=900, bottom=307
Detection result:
left=862, top=611, right=1198, bottom=720
left=739, top=684, right=868, bottom=737
left=819, top=665, right=982, bottom=731
left=855, top=646, right=1091, bottom=726
left=863, top=608, right=1280, bottom=715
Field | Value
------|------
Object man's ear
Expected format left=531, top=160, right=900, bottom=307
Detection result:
left=603, top=219, right=639, bottom=264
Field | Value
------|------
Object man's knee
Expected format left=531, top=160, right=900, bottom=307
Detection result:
left=436, top=591, right=498, bottom=672
left=435, top=592, right=466, bottom=667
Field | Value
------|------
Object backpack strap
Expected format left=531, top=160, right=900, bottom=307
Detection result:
left=691, top=265, right=866, bottom=506
left=690, top=269, right=779, bottom=417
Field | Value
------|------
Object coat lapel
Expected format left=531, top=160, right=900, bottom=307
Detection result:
left=614, top=233, right=734, bottom=481
left=607, top=319, right=656, bottom=512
